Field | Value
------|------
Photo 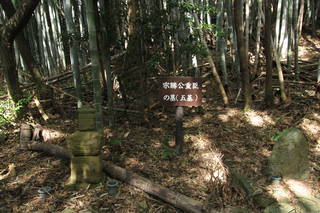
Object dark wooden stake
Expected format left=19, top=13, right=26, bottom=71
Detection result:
left=175, top=106, right=184, bottom=153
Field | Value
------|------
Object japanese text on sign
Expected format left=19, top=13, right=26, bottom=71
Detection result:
left=160, top=77, right=202, bottom=106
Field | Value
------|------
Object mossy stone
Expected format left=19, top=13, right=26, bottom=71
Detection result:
left=296, top=195, right=320, bottom=212
left=79, top=112, right=96, bottom=120
left=68, top=155, right=104, bottom=184
left=78, top=106, right=96, bottom=131
left=263, top=203, right=295, bottom=213
left=268, top=128, right=310, bottom=179
left=79, top=118, right=96, bottom=131
left=67, top=131, right=101, bottom=156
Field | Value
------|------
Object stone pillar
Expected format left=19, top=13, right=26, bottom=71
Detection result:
left=66, top=106, right=103, bottom=186
left=78, top=106, right=96, bottom=131
left=19, top=124, right=32, bottom=150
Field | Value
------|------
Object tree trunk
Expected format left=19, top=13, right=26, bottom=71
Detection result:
left=245, top=0, right=251, bottom=58
left=293, top=0, right=301, bottom=79
left=57, top=0, right=71, bottom=68
left=0, top=0, right=40, bottom=103
left=190, top=0, right=229, bottom=105
left=43, top=0, right=58, bottom=68
left=0, top=45, right=22, bottom=103
left=98, top=0, right=114, bottom=127
left=287, top=0, right=294, bottom=74
left=297, top=0, right=305, bottom=38
left=264, top=0, right=274, bottom=107
left=1, top=0, right=53, bottom=121
left=226, top=0, right=241, bottom=87
left=234, top=0, right=252, bottom=109
left=252, top=0, right=263, bottom=77
left=271, top=38, right=288, bottom=102
left=216, top=0, right=229, bottom=91
left=122, top=0, right=144, bottom=104
left=63, top=0, right=83, bottom=109
left=84, top=0, right=103, bottom=130
left=318, top=58, right=320, bottom=83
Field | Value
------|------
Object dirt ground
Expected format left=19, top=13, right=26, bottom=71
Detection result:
left=0, top=33, right=320, bottom=213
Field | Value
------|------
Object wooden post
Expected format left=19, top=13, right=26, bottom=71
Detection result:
left=175, top=106, right=184, bottom=153
left=160, top=77, right=203, bottom=154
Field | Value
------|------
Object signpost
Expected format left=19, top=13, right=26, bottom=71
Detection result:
left=160, top=77, right=202, bottom=106
left=160, top=77, right=203, bottom=153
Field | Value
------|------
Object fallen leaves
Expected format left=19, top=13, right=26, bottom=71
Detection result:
left=0, top=163, right=15, bottom=180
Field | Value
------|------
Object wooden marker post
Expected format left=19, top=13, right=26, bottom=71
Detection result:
left=160, top=77, right=202, bottom=153
left=175, top=106, right=184, bottom=153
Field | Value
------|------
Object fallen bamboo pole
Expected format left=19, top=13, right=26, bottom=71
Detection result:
left=103, top=161, right=206, bottom=213
left=24, top=138, right=209, bottom=213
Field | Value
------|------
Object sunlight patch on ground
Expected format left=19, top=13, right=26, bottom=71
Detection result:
left=284, top=179, right=312, bottom=196
left=200, top=151, right=228, bottom=183
left=267, top=183, right=294, bottom=201
left=299, top=36, right=320, bottom=61
left=304, top=89, right=315, bottom=96
left=300, top=117, right=320, bottom=140
left=151, top=138, right=161, bottom=149
left=245, top=111, right=275, bottom=127
left=267, top=179, right=314, bottom=203
left=260, top=148, right=272, bottom=157
left=184, top=116, right=203, bottom=127
left=312, top=112, right=320, bottom=121
left=189, top=134, right=228, bottom=184
left=125, top=157, right=145, bottom=168
left=189, top=134, right=213, bottom=150
left=216, top=108, right=275, bottom=128
left=299, top=45, right=309, bottom=60
left=217, top=109, right=239, bottom=122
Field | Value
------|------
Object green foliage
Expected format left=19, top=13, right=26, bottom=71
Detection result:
left=110, top=137, right=122, bottom=145
left=241, top=108, right=252, bottom=113
left=164, top=1, right=219, bottom=35
left=137, top=200, right=149, bottom=213
left=180, top=1, right=217, bottom=15
left=0, top=96, right=32, bottom=125
left=146, top=53, right=162, bottom=69
left=161, top=135, right=170, bottom=145
left=180, top=38, right=209, bottom=57
left=140, top=0, right=221, bottom=69
left=274, top=116, right=283, bottom=123
left=180, top=1, right=195, bottom=13
left=59, top=31, right=88, bottom=45
left=160, top=135, right=178, bottom=159
left=270, top=130, right=284, bottom=142
left=15, top=96, right=32, bottom=112
left=0, top=99, right=16, bottom=125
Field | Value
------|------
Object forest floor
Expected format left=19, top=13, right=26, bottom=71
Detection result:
left=0, top=32, right=320, bottom=213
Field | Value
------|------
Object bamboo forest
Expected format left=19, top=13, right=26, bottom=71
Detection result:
left=1, top=0, right=320, bottom=212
